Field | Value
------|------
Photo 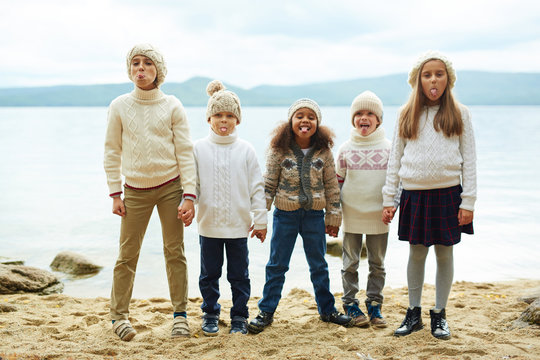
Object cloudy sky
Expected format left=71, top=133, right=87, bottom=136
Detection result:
left=2, top=0, right=539, bottom=89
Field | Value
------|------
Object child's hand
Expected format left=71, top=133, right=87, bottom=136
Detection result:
left=177, top=199, right=195, bottom=226
left=250, top=226, right=267, bottom=243
left=112, top=197, right=126, bottom=217
left=382, top=206, right=396, bottom=225
left=325, top=225, right=339, bottom=238
left=458, top=209, right=473, bottom=226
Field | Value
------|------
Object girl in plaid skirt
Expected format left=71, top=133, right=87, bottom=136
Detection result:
left=381, top=51, right=477, bottom=340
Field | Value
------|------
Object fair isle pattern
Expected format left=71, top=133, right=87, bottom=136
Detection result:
left=212, top=144, right=232, bottom=226
left=339, top=149, right=390, bottom=171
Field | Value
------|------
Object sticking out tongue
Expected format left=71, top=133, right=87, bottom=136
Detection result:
left=220, top=127, right=228, bottom=133
left=300, top=126, right=309, bottom=134
left=430, top=88, right=438, bottom=97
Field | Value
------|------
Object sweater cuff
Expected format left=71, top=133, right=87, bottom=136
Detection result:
left=324, top=212, right=342, bottom=228
left=109, top=192, right=122, bottom=198
left=183, top=193, right=197, bottom=201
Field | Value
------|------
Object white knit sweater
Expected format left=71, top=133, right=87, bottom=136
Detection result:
left=336, top=127, right=391, bottom=234
left=104, top=86, right=196, bottom=196
left=194, top=129, right=267, bottom=238
left=382, top=104, right=477, bottom=211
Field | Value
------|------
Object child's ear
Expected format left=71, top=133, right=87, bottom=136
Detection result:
left=236, top=119, right=240, bottom=125
left=207, top=118, right=211, bottom=123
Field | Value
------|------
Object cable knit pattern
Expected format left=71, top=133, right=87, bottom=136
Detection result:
left=194, top=129, right=267, bottom=238
left=104, top=86, right=196, bottom=196
left=382, top=104, right=477, bottom=211
left=336, top=127, right=391, bottom=234
left=264, top=144, right=342, bottom=227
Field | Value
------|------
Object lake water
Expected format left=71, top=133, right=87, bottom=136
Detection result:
left=0, top=105, right=539, bottom=300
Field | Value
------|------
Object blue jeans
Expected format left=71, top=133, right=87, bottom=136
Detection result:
left=258, top=208, right=336, bottom=315
left=199, top=236, right=250, bottom=319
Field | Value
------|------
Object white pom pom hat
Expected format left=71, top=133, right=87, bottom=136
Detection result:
left=205, top=80, right=242, bottom=123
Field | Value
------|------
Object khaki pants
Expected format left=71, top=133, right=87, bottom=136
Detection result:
left=110, top=179, right=187, bottom=320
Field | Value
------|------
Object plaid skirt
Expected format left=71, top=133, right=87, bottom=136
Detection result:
left=398, top=185, right=474, bottom=246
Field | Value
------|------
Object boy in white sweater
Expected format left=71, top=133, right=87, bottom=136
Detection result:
left=336, top=91, right=391, bottom=328
left=193, top=80, right=267, bottom=336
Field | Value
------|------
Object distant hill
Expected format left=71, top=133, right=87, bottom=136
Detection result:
left=1, top=71, right=539, bottom=106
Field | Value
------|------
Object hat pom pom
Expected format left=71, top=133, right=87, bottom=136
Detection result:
left=207, top=80, right=225, bottom=96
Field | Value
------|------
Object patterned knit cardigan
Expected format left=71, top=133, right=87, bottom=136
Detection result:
left=264, top=143, right=342, bottom=227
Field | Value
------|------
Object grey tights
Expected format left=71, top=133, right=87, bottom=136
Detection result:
left=407, top=244, right=454, bottom=310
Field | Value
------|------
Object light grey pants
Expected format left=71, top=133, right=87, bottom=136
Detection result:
left=407, top=244, right=454, bottom=310
left=341, top=232, right=388, bottom=306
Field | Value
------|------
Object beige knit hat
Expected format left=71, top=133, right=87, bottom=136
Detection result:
left=408, top=50, right=456, bottom=89
left=287, top=98, right=322, bottom=124
left=205, top=80, right=242, bottom=123
left=126, top=43, right=167, bottom=88
left=350, top=91, right=383, bottom=126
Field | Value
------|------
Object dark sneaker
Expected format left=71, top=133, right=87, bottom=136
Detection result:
left=230, top=316, right=248, bottom=335
left=248, top=311, right=274, bottom=334
left=430, top=309, right=451, bottom=340
left=343, top=303, right=370, bottom=327
left=394, top=307, right=423, bottom=336
left=366, top=301, right=387, bottom=328
left=201, top=313, right=219, bottom=336
left=320, top=310, right=354, bottom=327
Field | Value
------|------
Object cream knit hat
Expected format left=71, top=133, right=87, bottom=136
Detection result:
left=126, top=43, right=167, bottom=88
left=287, top=98, right=322, bottom=124
left=350, top=91, right=383, bottom=126
left=408, top=50, right=456, bottom=89
left=205, top=80, right=242, bottom=123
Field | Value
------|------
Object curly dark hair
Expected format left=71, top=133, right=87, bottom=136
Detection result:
left=269, top=121, right=335, bottom=151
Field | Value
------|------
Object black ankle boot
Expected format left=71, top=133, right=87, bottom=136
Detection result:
left=430, top=309, right=451, bottom=340
left=394, top=306, right=423, bottom=336
left=247, top=311, right=274, bottom=334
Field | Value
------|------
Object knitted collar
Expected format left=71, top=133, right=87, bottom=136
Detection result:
left=350, top=126, right=386, bottom=145
left=208, top=128, right=238, bottom=145
left=132, top=86, right=164, bottom=101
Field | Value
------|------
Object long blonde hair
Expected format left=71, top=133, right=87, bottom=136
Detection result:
left=399, top=61, right=463, bottom=139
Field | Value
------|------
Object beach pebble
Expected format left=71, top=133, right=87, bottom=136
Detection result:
left=517, top=298, right=540, bottom=325
left=518, top=286, right=540, bottom=304
left=0, top=303, right=17, bottom=312
left=0, top=264, right=64, bottom=295
left=50, top=251, right=102, bottom=275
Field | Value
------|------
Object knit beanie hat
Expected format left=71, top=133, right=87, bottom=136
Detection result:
left=287, top=98, right=322, bottom=124
left=126, top=43, right=167, bottom=88
left=408, top=50, right=456, bottom=89
left=350, top=91, right=383, bottom=126
left=205, top=80, right=242, bottom=123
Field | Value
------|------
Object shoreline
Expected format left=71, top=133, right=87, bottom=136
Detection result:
left=1, top=279, right=539, bottom=360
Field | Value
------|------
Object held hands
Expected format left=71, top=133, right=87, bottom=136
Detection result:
left=112, top=197, right=126, bottom=217
left=382, top=207, right=397, bottom=225
left=249, top=225, right=267, bottom=243
left=177, top=199, right=195, bottom=226
left=458, top=209, right=474, bottom=226
left=325, top=225, right=339, bottom=238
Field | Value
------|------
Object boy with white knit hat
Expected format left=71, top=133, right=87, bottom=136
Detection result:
left=104, top=43, right=197, bottom=341
left=193, top=80, right=267, bottom=336
left=336, top=90, right=392, bottom=328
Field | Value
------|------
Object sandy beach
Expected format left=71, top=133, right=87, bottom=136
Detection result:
left=1, top=279, right=539, bottom=360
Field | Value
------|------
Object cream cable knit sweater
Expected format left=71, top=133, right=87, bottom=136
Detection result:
left=382, top=104, right=477, bottom=211
left=336, top=127, right=391, bottom=234
left=104, top=86, right=196, bottom=196
left=194, top=129, right=267, bottom=238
